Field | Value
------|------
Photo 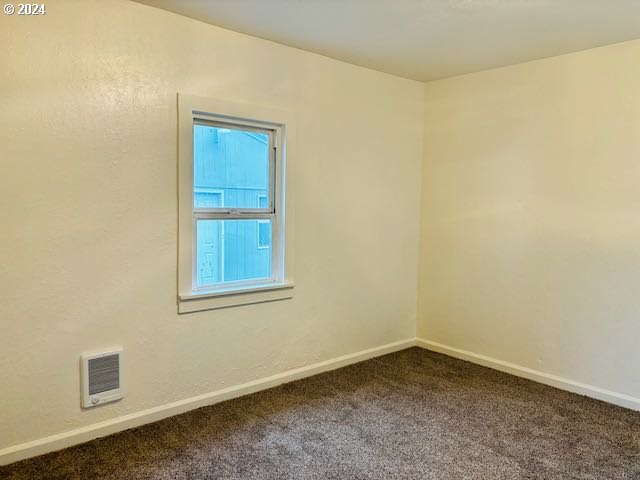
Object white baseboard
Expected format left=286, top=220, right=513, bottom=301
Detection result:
left=416, top=337, right=640, bottom=412
left=0, top=338, right=415, bottom=466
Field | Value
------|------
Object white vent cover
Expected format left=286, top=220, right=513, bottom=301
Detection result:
left=81, top=347, right=123, bottom=408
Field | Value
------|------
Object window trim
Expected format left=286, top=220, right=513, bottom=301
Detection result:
left=177, top=94, right=295, bottom=313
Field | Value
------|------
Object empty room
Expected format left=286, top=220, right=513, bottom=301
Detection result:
left=1, top=0, right=640, bottom=478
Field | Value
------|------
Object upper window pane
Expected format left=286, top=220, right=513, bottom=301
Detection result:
left=193, top=124, right=270, bottom=209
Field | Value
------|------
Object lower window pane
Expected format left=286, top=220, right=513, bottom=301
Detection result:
left=196, top=219, right=272, bottom=288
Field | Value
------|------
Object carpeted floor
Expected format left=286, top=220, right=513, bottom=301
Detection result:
left=2, top=347, right=639, bottom=479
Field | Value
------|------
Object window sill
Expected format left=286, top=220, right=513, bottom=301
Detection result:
left=178, top=282, right=294, bottom=313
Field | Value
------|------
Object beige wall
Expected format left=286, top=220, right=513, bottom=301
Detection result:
left=418, top=39, right=640, bottom=399
left=0, top=0, right=423, bottom=450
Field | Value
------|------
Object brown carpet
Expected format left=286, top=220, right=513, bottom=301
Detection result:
left=2, top=347, right=639, bottom=479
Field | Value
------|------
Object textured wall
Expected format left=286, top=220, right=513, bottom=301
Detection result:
left=418, top=39, right=640, bottom=399
left=0, top=0, right=423, bottom=449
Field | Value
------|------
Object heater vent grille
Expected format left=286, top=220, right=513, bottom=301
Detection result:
left=81, top=348, right=123, bottom=408
left=88, top=354, right=120, bottom=395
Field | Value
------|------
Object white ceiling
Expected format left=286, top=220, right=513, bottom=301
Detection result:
left=135, top=0, right=640, bottom=81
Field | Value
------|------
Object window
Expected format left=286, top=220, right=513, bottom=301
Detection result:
left=178, top=94, right=294, bottom=313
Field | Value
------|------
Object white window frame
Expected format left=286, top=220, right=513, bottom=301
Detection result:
left=178, top=94, right=294, bottom=313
